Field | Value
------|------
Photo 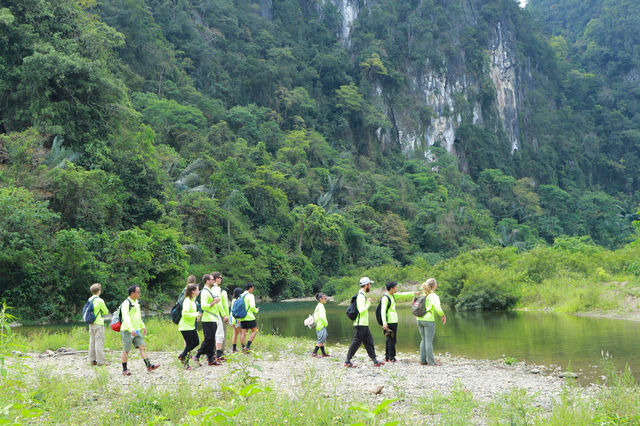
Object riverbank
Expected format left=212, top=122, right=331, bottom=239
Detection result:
left=13, top=346, right=566, bottom=423
left=4, top=329, right=640, bottom=424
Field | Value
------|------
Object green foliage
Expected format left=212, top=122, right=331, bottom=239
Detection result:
left=2, top=0, right=640, bottom=320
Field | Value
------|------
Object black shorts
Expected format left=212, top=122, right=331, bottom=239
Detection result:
left=240, top=320, right=257, bottom=329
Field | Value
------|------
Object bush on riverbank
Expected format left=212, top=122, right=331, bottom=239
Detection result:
left=327, top=236, right=640, bottom=315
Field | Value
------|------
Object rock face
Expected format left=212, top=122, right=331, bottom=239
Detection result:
left=490, top=22, right=521, bottom=153
left=328, top=0, right=529, bottom=161
left=329, top=0, right=359, bottom=46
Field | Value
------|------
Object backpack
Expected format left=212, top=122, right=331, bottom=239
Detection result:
left=82, top=296, right=98, bottom=324
left=345, top=293, right=359, bottom=321
left=411, top=295, right=427, bottom=317
left=110, top=299, right=132, bottom=332
left=171, top=289, right=186, bottom=325
left=375, top=294, right=391, bottom=326
left=231, top=293, right=248, bottom=319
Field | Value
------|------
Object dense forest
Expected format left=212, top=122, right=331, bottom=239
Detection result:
left=1, top=0, right=639, bottom=321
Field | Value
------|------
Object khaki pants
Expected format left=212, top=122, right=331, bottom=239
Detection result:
left=215, top=316, right=227, bottom=350
left=89, top=323, right=105, bottom=364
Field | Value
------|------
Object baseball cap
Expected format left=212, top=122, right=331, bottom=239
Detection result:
left=359, top=277, right=374, bottom=286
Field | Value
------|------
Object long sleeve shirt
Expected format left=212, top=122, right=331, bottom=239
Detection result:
left=354, top=290, right=370, bottom=326
left=381, top=293, right=398, bottom=325
left=216, top=289, right=229, bottom=318
left=178, top=297, right=199, bottom=331
left=313, top=303, right=328, bottom=330
left=239, top=291, right=258, bottom=321
left=121, top=298, right=144, bottom=333
left=416, top=293, right=445, bottom=322
left=200, top=286, right=218, bottom=322
left=90, top=296, right=109, bottom=326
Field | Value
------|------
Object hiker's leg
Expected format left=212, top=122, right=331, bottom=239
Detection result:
left=425, top=321, right=436, bottom=365
left=389, top=323, right=398, bottom=360
left=95, top=324, right=106, bottom=364
left=417, top=321, right=428, bottom=364
left=89, top=324, right=97, bottom=363
left=362, top=326, right=377, bottom=361
left=345, top=326, right=364, bottom=363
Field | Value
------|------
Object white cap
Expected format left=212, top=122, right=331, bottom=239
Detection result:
left=359, top=277, right=374, bottom=286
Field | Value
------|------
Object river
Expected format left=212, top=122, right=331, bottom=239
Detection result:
left=259, top=302, right=640, bottom=382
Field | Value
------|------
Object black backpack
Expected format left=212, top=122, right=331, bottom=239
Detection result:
left=171, top=288, right=186, bottom=324
left=375, top=294, right=391, bottom=326
left=345, top=293, right=359, bottom=321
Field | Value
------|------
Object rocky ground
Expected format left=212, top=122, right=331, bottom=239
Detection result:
left=18, top=343, right=583, bottom=419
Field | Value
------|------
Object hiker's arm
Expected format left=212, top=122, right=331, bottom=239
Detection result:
left=432, top=294, right=445, bottom=317
left=96, top=299, right=108, bottom=316
left=249, top=294, right=259, bottom=314
left=381, top=297, right=389, bottom=327
left=121, top=302, right=133, bottom=332
left=181, top=299, right=199, bottom=318
left=357, top=293, right=369, bottom=314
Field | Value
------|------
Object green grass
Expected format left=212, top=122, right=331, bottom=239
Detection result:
left=13, top=317, right=316, bottom=354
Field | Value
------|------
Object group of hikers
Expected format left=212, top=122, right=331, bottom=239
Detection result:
left=84, top=273, right=446, bottom=375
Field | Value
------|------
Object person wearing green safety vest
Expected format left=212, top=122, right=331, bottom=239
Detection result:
left=120, top=285, right=159, bottom=376
left=416, top=278, right=446, bottom=366
left=344, top=277, right=384, bottom=368
left=311, top=293, right=329, bottom=358
left=237, top=282, right=260, bottom=353
left=178, top=283, right=203, bottom=370
left=381, top=281, right=399, bottom=363
left=194, top=274, right=221, bottom=366
left=88, top=283, right=109, bottom=366
left=211, top=271, right=229, bottom=361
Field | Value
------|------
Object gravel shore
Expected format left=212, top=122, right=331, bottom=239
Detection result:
left=21, top=344, right=574, bottom=420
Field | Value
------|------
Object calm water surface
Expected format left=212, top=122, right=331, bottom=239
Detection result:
left=259, top=302, right=640, bottom=381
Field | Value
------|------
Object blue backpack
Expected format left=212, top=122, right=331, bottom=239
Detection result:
left=231, top=293, right=248, bottom=319
left=82, top=296, right=98, bottom=324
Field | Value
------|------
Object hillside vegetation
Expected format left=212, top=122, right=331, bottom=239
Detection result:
left=1, top=0, right=639, bottom=321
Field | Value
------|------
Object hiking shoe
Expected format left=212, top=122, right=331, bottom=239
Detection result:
left=232, top=349, right=238, bottom=353
left=122, top=369, right=132, bottom=376
left=388, top=358, right=397, bottom=363
left=217, top=355, right=227, bottom=361
left=91, top=360, right=97, bottom=366
left=242, top=348, right=251, bottom=354
left=177, top=355, right=185, bottom=362
left=311, top=353, right=321, bottom=358
left=373, top=361, right=385, bottom=367
left=321, top=354, right=331, bottom=358
left=147, top=364, right=159, bottom=372
left=192, top=356, right=202, bottom=367
left=208, top=360, right=222, bottom=366
left=344, top=362, right=357, bottom=368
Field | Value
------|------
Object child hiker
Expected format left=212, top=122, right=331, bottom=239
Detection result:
left=311, top=293, right=329, bottom=358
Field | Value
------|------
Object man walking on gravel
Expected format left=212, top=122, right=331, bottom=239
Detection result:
left=344, top=277, right=384, bottom=368
left=194, top=274, right=221, bottom=365
left=120, top=285, right=159, bottom=376
left=211, top=272, right=229, bottom=361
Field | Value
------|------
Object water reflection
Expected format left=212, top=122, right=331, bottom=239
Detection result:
left=259, top=302, right=640, bottom=381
